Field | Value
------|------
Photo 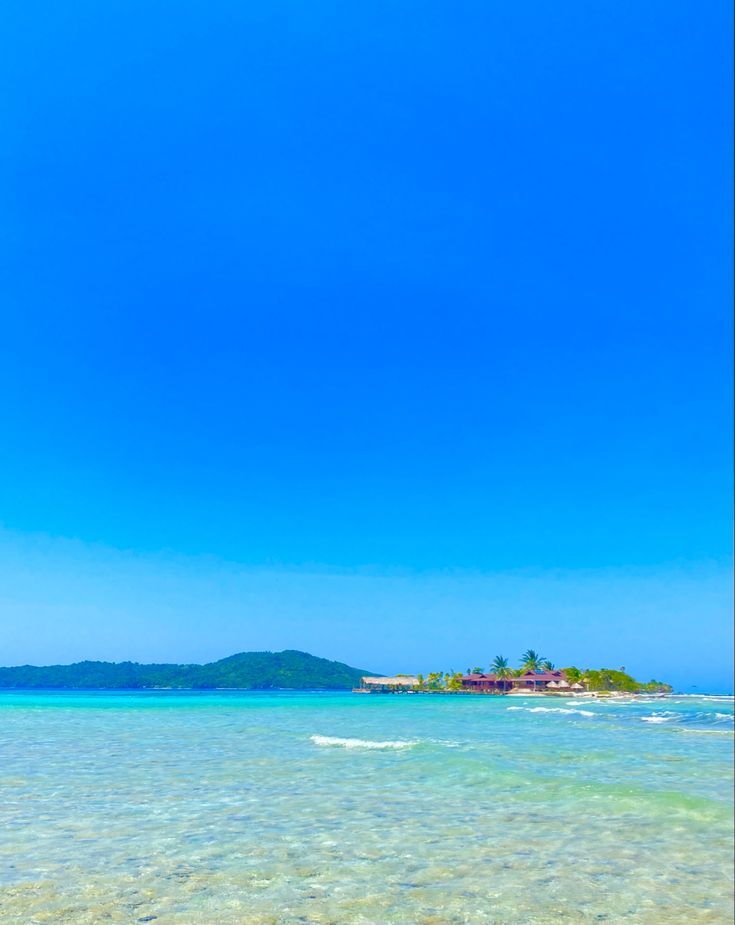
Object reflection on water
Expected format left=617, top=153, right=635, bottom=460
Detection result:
left=0, top=691, right=732, bottom=924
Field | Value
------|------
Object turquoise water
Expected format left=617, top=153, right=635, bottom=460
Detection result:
left=0, top=691, right=732, bottom=925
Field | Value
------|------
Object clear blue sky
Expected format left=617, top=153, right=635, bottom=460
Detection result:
left=1, top=1, right=732, bottom=691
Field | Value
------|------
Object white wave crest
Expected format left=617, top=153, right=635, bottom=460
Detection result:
left=310, top=735, right=416, bottom=750
left=676, top=695, right=734, bottom=701
left=642, top=710, right=733, bottom=725
left=507, top=706, right=595, bottom=717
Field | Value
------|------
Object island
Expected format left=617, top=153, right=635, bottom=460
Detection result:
left=355, top=650, right=672, bottom=695
left=0, top=647, right=673, bottom=694
left=0, top=650, right=373, bottom=690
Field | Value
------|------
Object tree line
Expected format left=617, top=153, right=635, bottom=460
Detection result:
left=412, top=650, right=672, bottom=693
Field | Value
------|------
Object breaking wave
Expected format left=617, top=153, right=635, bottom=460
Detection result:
left=676, top=695, right=734, bottom=702
left=507, top=706, right=596, bottom=717
left=641, top=711, right=733, bottom=726
left=310, top=735, right=417, bottom=750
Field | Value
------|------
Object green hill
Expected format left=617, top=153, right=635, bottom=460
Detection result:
left=0, top=650, right=374, bottom=690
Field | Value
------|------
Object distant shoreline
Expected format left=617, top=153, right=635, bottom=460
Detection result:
left=0, top=650, right=372, bottom=691
left=1, top=687, right=732, bottom=696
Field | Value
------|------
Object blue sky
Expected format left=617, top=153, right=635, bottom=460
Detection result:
left=1, top=1, right=732, bottom=690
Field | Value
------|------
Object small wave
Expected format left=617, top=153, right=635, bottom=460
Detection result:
left=676, top=694, right=734, bottom=701
left=565, top=699, right=637, bottom=706
left=310, top=735, right=416, bottom=750
left=641, top=711, right=680, bottom=724
left=641, top=711, right=734, bottom=726
left=507, top=706, right=595, bottom=717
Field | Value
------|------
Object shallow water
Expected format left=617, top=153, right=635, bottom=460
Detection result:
left=0, top=691, right=732, bottom=925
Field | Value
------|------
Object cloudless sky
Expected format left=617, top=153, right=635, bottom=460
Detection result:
left=1, top=1, right=732, bottom=690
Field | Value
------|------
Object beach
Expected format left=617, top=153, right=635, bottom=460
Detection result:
left=1, top=690, right=732, bottom=925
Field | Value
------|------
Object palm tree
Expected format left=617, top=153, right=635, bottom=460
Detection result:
left=491, top=655, right=513, bottom=693
left=542, top=660, right=555, bottom=672
left=520, top=649, right=547, bottom=692
left=520, top=649, right=545, bottom=672
left=471, top=666, right=483, bottom=675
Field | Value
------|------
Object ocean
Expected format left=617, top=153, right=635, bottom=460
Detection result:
left=0, top=691, right=732, bottom=925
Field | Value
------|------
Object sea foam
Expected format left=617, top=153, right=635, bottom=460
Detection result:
left=310, top=735, right=417, bottom=750
left=507, top=706, right=596, bottom=717
left=641, top=711, right=734, bottom=725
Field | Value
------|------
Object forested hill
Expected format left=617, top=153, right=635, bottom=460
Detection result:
left=0, top=650, right=373, bottom=690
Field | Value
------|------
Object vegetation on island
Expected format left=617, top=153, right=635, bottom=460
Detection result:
left=413, top=651, right=673, bottom=693
left=0, top=650, right=372, bottom=690
left=578, top=668, right=672, bottom=694
left=0, top=647, right=673, bottom=694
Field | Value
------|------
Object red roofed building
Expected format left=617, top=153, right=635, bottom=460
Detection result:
left=460, top=672, right=512, bottom=692
left=461, top=669, right=569, bottom=693
left=511, top=669, right=568, bottom=691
